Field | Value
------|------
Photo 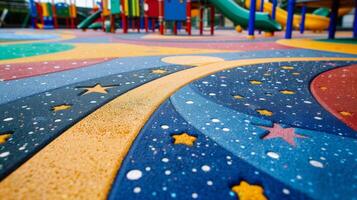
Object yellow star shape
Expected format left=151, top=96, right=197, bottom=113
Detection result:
left=81, top=84, right=113, bottom=95
left=52, top=104, right=72, bottom=112
left=232, top=181, right=267, bottom=200
left=233, top=95, right=244, bottom=99
left=281, top=66, right=294, bottom=70
left=280, top=90, right=295, bottom=95
left=320, top=86, right=328, bottom=91
left=172, top=133, right=196, bottom=146
left=250, top=80, right=262, bottom=85
left=0, top=132, right=12, bottom=144
left=151, top=69, right=167, bottom=74
left=340, top=111, right=353, bottom=117
left=256, top=109, right=273, bottom=116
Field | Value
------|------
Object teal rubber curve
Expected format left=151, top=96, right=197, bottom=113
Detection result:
left=77, top=10, right=102, bottom=29
left=209, top=0, right=282, bottom=31
left=88, top=22, right=102, bottom=30
left=313, top=8, right=330, bottom=17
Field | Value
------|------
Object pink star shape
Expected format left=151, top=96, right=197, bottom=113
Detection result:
left=261, top=123, right=307, bottom=147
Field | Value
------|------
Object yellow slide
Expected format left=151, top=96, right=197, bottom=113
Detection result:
left=245, top=0, right=330, bottom=31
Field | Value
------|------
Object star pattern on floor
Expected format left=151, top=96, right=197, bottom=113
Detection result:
left=233, top=95, right=244, bottom=99
left=250, top=80, right=262, bottom=85
left=339, top=111, right=353, bottom=117
left=281, top=66, right=294, bottom=70
left=231, top=181, right=267, bottom=200
left=80, top=84, right=114, bottom=95
left=320, top=86, right=328, bottom=91
left=172, top=133, right=196, bottom=146
left=256, top=109, right=273, bottom=116
left=0, top=132, right=12, bottom=144
left=151, top=69, right=167, bottom=74
left=261, top=123, right=307, bottom=147
left=52, top=104, right=72, bottom=112
left=280, top=90, right=295, bottom=95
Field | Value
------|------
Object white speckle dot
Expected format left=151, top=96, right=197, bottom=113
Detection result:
left=186, top=100, right=194, bottom=104
left=165, top=170, right=171, bottom=175
left=162, top=158, right=169, bottom=163
left=207, top=180, right=213, bottom=186
left=3, top=117, right=13, bottom=122
left=282, top=188, right=290, bottom=195
left=192, top=193, right=198, bottom=199
left=267, top=151, right=280, bottom=159
left=222, top=128, right=230, bottom=132
left=211, top=118, right=220, bottom=123
left=309, top=160, right=324, bottom=168
left=161, top=125, right=169, bottom=130
left=201, top=165, right=211, bottom=172
left=54, top=119, right=61, bottom=123
left=19, top=144, right=27, bottom=151
left=314, top=116, right=322, bottom=120
left=133, top=187, right=141, bottom=193
left=0, top=152, right=10, bottom=157
left=209, top=93, right=216, bottom=96
left=145, top=167, right=151, bottom=171
left=90, top=101, right=97, bottom=104
left=126, top=169, right=143, bottom=180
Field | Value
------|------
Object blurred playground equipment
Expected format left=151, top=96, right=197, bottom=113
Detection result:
left=245, top=0, right=352, bottom=31
left=243, top=0, right=355, bottom=39
left=291, top=0, right=356, bottom=39
left=0, top=8, right=8, bottom=27
left=78, top=0, right=282, bottom=35
left=28, top=0, right=77, bottom=29
left=17, top=0, right=356, bottom=39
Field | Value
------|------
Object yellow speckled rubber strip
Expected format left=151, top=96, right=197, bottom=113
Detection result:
left=0, top=43, right=230, bottom=65
left=1, top=57, right=357, bottom=200
left=161, top=56, right=224, bottom=66
left=277, top=39, right=357, bottom=55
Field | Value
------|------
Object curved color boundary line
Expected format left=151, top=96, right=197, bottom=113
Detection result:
left=0, top=31, right=76, bottom=45
left=0, top=43, right=229, bottom=65
left=310, top=64, right=357, bottom=131
left=276, top=39, right=357, bottom=55
left=0, top=58, right=110, bottom=81
left=0, top=57, right=357, bottom=199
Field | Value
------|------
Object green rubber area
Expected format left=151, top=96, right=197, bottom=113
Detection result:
left=208, top=0, right=282, bottom=31
left=0, top=43, right=74, bottom=60
left=316, top=38, right=357, bottom=44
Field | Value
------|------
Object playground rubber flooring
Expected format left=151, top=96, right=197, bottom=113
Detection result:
left=0, top=29, right=356, bottom=200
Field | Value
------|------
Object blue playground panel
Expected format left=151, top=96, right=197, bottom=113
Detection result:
left=164, top=0, right=187, bottom=21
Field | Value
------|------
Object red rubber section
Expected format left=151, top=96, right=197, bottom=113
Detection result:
left=311, top=64, right=357, bottom=131
left=0, top=58, right=110, bottom=81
